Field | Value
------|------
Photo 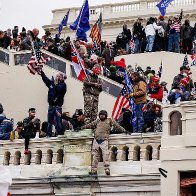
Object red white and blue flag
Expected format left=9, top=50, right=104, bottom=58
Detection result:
left=112, top=86, right=130, bottom=120
left=71, top=45, right=86, bottom=81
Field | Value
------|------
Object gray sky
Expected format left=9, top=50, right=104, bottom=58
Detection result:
left=0, top=0, right=127, bottom=35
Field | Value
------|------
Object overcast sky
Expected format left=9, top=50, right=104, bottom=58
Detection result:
left=0, top=0, right=127, bottom=35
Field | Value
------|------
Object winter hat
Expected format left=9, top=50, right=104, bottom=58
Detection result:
left=92, top=66, right=101, bottom=75
left=159, top=16, right=164, bottom=20
left=152, top=76, right=160, bottom=83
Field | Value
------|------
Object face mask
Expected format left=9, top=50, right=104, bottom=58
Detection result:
left=183, top=72, right=187, bottom=77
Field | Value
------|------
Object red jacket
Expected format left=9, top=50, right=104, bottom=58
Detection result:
left=148, top=84, right=163, bottom=102
left=111, top=58, right=126, bottom=69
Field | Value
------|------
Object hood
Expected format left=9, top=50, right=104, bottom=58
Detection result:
left=120, top=58, right=125, bottom=63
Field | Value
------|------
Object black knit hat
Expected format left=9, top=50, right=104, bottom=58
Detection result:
left=28, top=108, right=36, bottom=112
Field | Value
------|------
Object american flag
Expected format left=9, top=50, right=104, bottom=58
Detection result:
left=90, top=12, right=102, bottom=46
left=27, top=43, right=50, bottom=75
left=129, top=39, right=135, bottom=54
left=112, top=86, right=130, bottom=120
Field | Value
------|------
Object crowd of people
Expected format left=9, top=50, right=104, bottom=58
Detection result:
left=0, top=10, right=196, bottom=54
left=0, top=12, right=196, bottom=175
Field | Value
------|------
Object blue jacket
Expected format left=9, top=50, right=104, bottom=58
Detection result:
left=41, top=71, right=67, bottom=106
left=0, top=114, right=13, bottom=140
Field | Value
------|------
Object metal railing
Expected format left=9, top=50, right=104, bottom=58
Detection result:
left=0, top=48, right=9, bottom=65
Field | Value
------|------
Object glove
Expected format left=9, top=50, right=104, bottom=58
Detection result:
left=75, top=127, right=82, bottom=132
left=125, top=131, right=132, bottom=135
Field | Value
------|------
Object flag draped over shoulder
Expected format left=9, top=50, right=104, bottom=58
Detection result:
left=129, top=39, right=135, bottom=54
left=56, top=9, right=70, bottom=38
left=123, top=71, right=137, bottom=128
left=70, top=0, right=90, bottom=41
left=90, top=12, right=102, bottom=46
left=156, top=0, right=174, bottom=16
left=71, top=44, right=86, bottom=81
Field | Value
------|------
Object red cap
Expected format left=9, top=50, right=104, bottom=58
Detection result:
left=153, top=76, right=160, bottom=83
left=92, top=67, right=101, bottom=75
left=159, top=16, right=164, bottom=20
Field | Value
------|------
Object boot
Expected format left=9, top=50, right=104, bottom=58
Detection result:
left=35, top=132, right=39, bottom=139
left=105, top=168, right=110, bottom=176
left=89, top=170, right=97, bottom=175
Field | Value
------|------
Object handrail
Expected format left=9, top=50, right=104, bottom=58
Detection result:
left=1, top=48, right=163, bottom=105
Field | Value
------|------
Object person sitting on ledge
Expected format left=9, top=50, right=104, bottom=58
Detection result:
left=10, top=121, right=24, bottom=141
left=76, top=110, right=127, bottom=176
left=23, top=108, right=40, bottom=154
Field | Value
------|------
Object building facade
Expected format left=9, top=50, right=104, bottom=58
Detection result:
left=43, top=0, right=196, bottom=41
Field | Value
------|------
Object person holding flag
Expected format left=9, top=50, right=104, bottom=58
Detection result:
left=126, top=72, right=147, bottom=133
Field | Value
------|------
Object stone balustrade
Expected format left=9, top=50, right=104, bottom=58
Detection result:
left=48, top=0, right=196, bottom=26
left=0, top=131, right=161, bottom=169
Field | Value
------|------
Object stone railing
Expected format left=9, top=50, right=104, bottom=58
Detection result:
left=0, top=48, right=123, bottom=97
left=48, top=0, right=196, bottom=27
left=0, top=131, right=161, bottom=166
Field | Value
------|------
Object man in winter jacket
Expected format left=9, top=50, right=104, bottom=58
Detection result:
left=79, top=110, right=126, bottom=175
left=127, top=72, right=147, bottom=133
left=40, top=70, right=67, bottom=137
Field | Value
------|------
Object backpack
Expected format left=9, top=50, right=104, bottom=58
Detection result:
left=158, top=27, right=165, bottom=37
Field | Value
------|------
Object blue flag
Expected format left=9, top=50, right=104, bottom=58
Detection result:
left=156, top=0, right=174, bottom=16
left=56, top=10, right=70, bottom=38
left=123, top=71, right=137, bottom=128
left=76, top=28, right=88, bottom=42
left=70, top=0, right=90, bottom=32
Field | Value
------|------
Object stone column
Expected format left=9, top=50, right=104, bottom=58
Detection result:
left=140, top=148, right=146, bottom=161
left=139, top=1, right=148, bottom=10
left=116, top=149, right=122, bottom=162
left=63, top=130, right=93, bottom=168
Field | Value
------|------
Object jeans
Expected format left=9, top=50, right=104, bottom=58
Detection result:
left=146, top=35, right=155, bottom=52
left=133, top=103, right=144, bottom=133
left=47, top=105, right=63, bottom=137
left=168, top=32, right=179, bottom=52
left=134, top=38, right=140, bottom=53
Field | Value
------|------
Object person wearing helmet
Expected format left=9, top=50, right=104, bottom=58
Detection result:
left=148, top=76, right=163, bottom=102
left=79, top=110, right=126, bottom=176
left=83, top=67, right=102, bottom=124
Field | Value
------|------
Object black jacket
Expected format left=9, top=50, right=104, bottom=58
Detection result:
left=41, top=71, right=67, bottom=106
